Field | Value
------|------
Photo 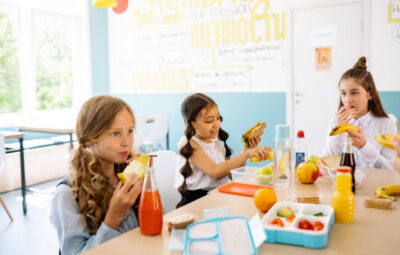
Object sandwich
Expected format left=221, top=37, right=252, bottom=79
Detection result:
left=320, top=155, right=341, bottom=169
left=242, top=122, right=266, bottom=147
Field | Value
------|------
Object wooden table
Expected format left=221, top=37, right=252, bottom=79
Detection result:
left=82, top=168, right=400, bottom=255
left=2, top=131, right=27, bottom=214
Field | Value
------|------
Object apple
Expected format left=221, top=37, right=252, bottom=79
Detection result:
left=296, top=161, right=319, bottom=184
left=308, top=155, right=319, bottom=165
left=256, top=166, right=274, bottom=184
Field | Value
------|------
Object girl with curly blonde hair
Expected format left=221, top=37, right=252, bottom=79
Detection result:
left=50, top=95, right=143, bottom=255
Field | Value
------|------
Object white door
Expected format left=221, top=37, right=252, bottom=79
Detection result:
left=290, top=2, right=365, bottom=156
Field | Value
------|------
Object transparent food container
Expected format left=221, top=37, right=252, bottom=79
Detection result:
left=231, top=166, right=273, bottom=186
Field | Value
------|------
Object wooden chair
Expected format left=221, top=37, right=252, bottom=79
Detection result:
left=0, top=133, right=13, bottom=221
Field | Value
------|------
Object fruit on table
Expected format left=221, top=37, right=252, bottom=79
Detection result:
left=256, top=165, right=274, bottom=184
left=375, top=134, right=400, bottom=150
left=375, top=184, right=400, bottom=201
left=277, top=151, right=290, bottom=178
left=250, top=150, right=274, bottom=162
left=117, top=155, right=149, bottom=184
left=270, top=218, right=284, bottom=227
left=277, top=207, right=294, bottom=217
left=308, top=155, right=320, bottom=165
left=296, top=161, right=319, bottom=184
left=329, top=123, right=359, bottom=136
left=253, top=188, right=277, bottom=213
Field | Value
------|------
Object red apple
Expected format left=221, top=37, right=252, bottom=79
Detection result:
left=296, top=161, right=319, bottom=184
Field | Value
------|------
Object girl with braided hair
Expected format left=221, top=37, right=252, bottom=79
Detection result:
left=175, top=93, right=270, bottom=207
left=322, top=57, right=396, bottom=169
left=50, top=95, right=143, bottom=254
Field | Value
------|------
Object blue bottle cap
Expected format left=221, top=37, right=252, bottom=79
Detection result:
left=276, top=124, right=290, bottom=139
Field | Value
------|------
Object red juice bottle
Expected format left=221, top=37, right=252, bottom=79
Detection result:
left=139, top=155, right=163, bottom=235
left=340, top=138, right=356, bottom=193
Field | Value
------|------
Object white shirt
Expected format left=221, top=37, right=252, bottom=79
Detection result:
left=175, top=136, right=228, bottom=191
left=322, top=111, right=396, bottom=169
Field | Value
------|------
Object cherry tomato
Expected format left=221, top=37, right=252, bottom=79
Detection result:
left=299, top=219, right=313, bottom=230
left=286, top=215, right=296, bottom=223
left=271, top=218, right=284, bottom=227
left=313, top=221, right=324, bottom=231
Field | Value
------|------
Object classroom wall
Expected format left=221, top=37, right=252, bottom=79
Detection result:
left=88, top=1, right=400, bottom=160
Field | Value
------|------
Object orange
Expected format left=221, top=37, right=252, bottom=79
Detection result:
left=253, top=188, right=277, bottom=212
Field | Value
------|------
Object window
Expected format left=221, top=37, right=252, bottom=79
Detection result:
left=0, top=0, right=90, bottom=123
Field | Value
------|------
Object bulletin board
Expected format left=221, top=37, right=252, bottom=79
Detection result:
left=108, top=0, right=287, bottom=93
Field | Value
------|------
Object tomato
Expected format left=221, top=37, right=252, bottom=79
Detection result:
left=271, top=218, right=284, bottom=227
left=299, top=219, right=313, bottom=230
left=313, top=221, right=324, bottom=231
left=286, top=215, right=296, bottom=223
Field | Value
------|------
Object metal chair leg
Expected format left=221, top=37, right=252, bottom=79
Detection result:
left=0, top=195, right=13, bottom=221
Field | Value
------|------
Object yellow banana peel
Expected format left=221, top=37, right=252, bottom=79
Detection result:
left=117, top=154, right=149, bottom=184
left=329, top=123, right=359, bottom=136
left=375, top=134, right=400, bottom=150
left=250, top=150, right=274, bottom=162
left=375, top=184, right=400, bottom=201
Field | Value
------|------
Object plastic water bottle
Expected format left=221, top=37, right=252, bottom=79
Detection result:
left=273, top=125, right=292, bottom=188
left=295, top=130, right=307, bottom=169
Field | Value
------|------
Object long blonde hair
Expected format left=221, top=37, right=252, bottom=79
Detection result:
left=70, top=95, right=135, bottom=234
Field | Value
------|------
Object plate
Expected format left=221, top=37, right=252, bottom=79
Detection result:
left=217, top=182, right=272, bottom=197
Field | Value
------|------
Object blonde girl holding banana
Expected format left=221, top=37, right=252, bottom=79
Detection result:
left=175, top=93, right=270, bottom=207
left=50, top=95, right=143, bottom=255
left=322, top=57, right=396, bottom=169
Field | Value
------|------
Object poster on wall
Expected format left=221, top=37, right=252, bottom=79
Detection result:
left=315, top=47, right=331, bottom=71
left=108, top=0, right=287, bottom=93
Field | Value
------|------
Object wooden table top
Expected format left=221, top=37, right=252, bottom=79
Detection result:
left=1, top=131, right=24, bottom=139
left=83, top=168, right=400, bottom=255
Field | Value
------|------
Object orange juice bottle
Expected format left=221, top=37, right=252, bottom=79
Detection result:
left=332, top=166, right=355, bottom=223
left=139, top=155, right=163, bottom=235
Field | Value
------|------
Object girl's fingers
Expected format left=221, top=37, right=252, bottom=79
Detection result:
left=121, top=173, right=138, bottom=192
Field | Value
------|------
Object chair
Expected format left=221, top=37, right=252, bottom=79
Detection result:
left=151, top=150, right=181, bottom=213
left=142, top=113, right=169, bottom=153
left=133, top=115, right=147, bottom=153
left=0, top=133, right=13, bottom=221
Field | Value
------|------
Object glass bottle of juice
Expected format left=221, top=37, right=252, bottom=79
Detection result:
left=139, top=155, right=163, bottom=235
left=332, top=166, right=355, bottom=223
left=340, top=137, right=356, bottom=193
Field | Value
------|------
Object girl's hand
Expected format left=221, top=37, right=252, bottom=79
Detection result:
left=393, top=137, right=400, bottom=173
left=247, top=146, right=270, bottom=160
left=104, top=173, right=143, bottom=230
left=347, top=128, right=366, bottom=149
left=337, top=106, right=356, bottom=124
left=247, top=136, right=261, bottom=148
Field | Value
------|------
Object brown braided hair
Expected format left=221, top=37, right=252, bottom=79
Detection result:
left=338, top=56, right=388, bottom=118
left=176, top=93, right=232, bottom=208
left=70, top=95, right=134, bottom=234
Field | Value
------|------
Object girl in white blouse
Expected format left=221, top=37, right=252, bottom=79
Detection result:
left=322, top=57, right=396, bottom=169
left=175, top=93, right=270, bottom=207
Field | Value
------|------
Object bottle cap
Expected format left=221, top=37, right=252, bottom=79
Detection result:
left=276, top=124, right=290, bottom=139
left=297, top=130, right=304, bottom=138
left=337, top=166, right=352, bottom=173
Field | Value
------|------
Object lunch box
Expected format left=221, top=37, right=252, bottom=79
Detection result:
left=262, top=202, right=334, bottom=249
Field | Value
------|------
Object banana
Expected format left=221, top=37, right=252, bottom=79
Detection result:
left=250, top=150, right=274, bottom=162
left=329, top=123, right=359, bottom=136
left=277, top=151, right=290, bottom=178
left=117, top=155, right=149, bottom=184
left=375, top=184, right=400, bottom=201
left=375, top=134, right=400, bottom=150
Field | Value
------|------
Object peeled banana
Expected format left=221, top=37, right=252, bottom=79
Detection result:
left=250, top=150, right=274, bottom=162
left=375, top=134, right=400, bottom=150
left=375, top=184, right=400, bottom=201
left=277, top=151, right=290, bottom=178
left=117, top=154, right=149, bottom=184
left=330, top=123, right=359, bottom=136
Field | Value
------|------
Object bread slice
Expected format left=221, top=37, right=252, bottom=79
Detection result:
left=320, top=155, right=341, bottom=168
left=364, top=197, right=394, bottom=210
left=167, top=213, right=196, bottom=231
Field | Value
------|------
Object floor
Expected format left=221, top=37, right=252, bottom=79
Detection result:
left=0, top=178, right=61, bottom=255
